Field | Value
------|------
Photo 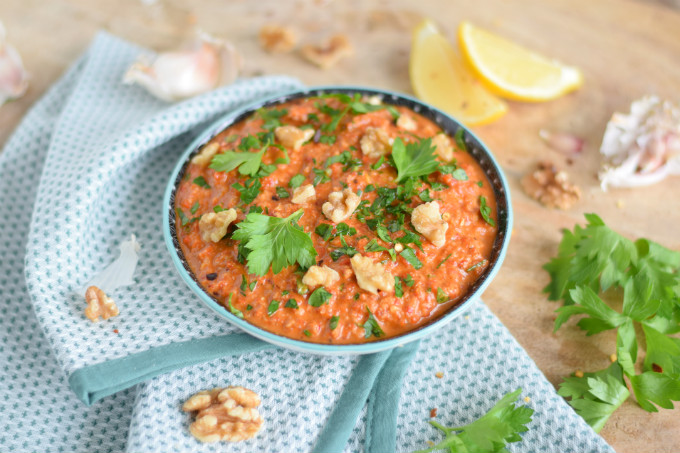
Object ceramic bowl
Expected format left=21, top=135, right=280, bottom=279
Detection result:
left=163, top=86, right=512, bottom=354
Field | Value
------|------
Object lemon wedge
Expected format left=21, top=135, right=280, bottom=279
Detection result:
left=409, top=20, right=507, bottom=126
left=458, top=21, right=584, bottom=102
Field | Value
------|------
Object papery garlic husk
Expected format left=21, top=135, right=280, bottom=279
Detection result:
left=0, top=21, right=30, bottom=105
left=123, top=31, right=242, bottom=102
left=599, top=96, right=680, bottom=190
left=539, top=129, right=585, bottom=154
left=81, top=235, right=141, bottom=296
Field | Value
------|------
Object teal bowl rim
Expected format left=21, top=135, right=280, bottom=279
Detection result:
left=162, top=85, right=513, bottom=355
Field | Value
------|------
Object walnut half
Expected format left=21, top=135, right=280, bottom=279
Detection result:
left=274, top=125, right=315, bottom=151
left=183, top=386, right=263, bottom=443
left=191, top=142, right=220, bottom=167
left=301, top=34, right=353, bottom=69
left=322, top=188, right=361, bottom=223
left=259, top=24, right=297, bottom=53
left=199, top=209, right=238, bottom=243
left=302, top=265, right=340, bottom=288
left=291, top=184, right=316, bottom=204
left=521, top=161, right=581, bottom=210
left=411, top=201, right=448, bottom=248
left=84, top=286, right=119, bottom=322
left=360, top=127, right=393, bottom=159
left=350, top=254, right=394, bottom=294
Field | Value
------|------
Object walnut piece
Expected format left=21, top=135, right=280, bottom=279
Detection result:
left=302, top=265, right=340, bottom=288
left=301, top=34, right=353, bottom=69
left=258, top=24, right=297, bottom=53
left=411, top=201, right=448, bottom=248
left=350, top=254, right=394, bottom=294
left=322, top=188, right=361, bottom=223
left=274, top=125, right=315, bottom=151
left=431, top=134, right=454, bottom=162
left=360, top=127, right=393, bottom=159
left=191, top=142, right=220, bottom=167
left=521, top=161, right=581, bottom=210
left=291, top=184, right=316, bottom=204
left=199, top=209, right=238, bottom=242
left=84, top=286, right=119, bottom=322
left=183, top=386, right=263, bottom=443
left=396, top=114, right=417, bottom=131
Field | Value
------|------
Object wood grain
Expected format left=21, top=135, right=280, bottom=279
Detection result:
left=1, top=0, right=679, bottom=451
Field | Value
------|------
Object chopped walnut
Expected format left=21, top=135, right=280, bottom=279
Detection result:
left=363, top=95, right=383, bottom=106
left=258, top=24, right=297, bottom=53
left=411, top=201, right=448, bottom=248
left=431, top=134, right=454, bottom=162
left=191, top=142, right=220, bottom=167
left=350, top=254, right=394, bottom=294
left=301, top=34, right=353, bottom=69
left=302, top=265, right=340, bottom=288
left=199, top=209, right=238, bottom=242
left=360, top=127, right=393, bottom=159
left=274, top=125, right=315, bottom=151
left=322, top=188, right=361, bottom=223
left=521, top=161, right=581, bottom=210
left=396, top=114, right=417, bottom=131
left=291, top=184, right=316, bottom=204
left=183, top=386, right=263, bottom=443
left=84, top=286, right=119, bottom=322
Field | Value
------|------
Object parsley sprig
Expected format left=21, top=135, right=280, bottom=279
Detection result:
left=392, top=137, right=440, bottom=183
left=210, top=132, right=287, bottom=177
left=413, top=388, right=533, bottom=453
left=545, top=214, right=680, bottom=430
left=232, top=210, right=317, bottom=276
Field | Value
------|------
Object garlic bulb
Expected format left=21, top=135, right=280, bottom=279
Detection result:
left=0, top=21, right=29, bottom=105
left=123, top=31, right=242, bottom=102
left=599, top=96, right=680, bottom=190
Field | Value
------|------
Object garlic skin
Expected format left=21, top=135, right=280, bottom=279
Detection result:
left=81, top=235, right=141, bottom=296
left=539, top=129, right=584, bottom=154
left=599, top=96, right=680, bottom=190
left=0, top=21, right=29, bottom=105
left=123, top=31, right=242, bottom=102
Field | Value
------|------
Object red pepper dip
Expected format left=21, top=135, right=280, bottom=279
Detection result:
left=174, top=93, right=497, bottom=344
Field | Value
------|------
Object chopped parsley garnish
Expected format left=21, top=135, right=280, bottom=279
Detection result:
left=313, top=168, right=331, bottom=185
left=354, top=293, right=360, bottom=300
left=285, top=298, right=299, bottom=309
left=437, top=253, right=452, bottom=269
left=399, top=246, right=423, bottom=269
left=213, top=205, right=226, bottom=213
left=176, top=208, right=198, bottom=227
left=267, top=300, right=280, bottom=316
left=210, top=132, right=282, bottom=176
left=193, top=176, right=211, bottom=189
left=386, top=105, right=400, bottom=120
left=371, top=156, right=385, bottom=170
left=331, top=237, right=359, bottom=261
left=232, top=177, right=261, bottom=204
left=315, top=223, right=334, bottom=241
left=414, top=389, right=533, bottom=453
left=246, top=304, right=253, bottom=310
left=325, top=150, right=351, bottom=168
left=275, top=187, right=290, bottom=199
left=403, top=275, right=415, bottom=287
left=545, top=214, right=680, bottom=430
left=289, top=174, right=305, bottom=188
left=477, top=181, right=483, bottom=187
left=362, top=307, right=384, bottom=339
left=190, top=201, right=200, bottom=214
left=335, top=223, right=357, bottom=237
left=309, top=287, right=332, bottom=307
left=479, top=196, right=496, bottom=226
left=330, top=315, right=340, bottom=330
left=467, top=259, right=487, bottom=272
left=418, top=189, right=433, bottom=202
left=454, top=128, right=467, bottom=152
left=303, top=329, right=312, bottom=337
left=436, top=287, right=449, bottom=304
left=319, top=134, right=337, bottom=145
left=365, top=184, right=375, bottom=192
left=239, top=275, right=249, bottom=295
left=394, top=277, right=404, bottom=297
left=452, top=168, right=468, bottom=181
left=232, top=210, right=317, bottom=276
left=391, top=137, right=440, bottom=183
left=257, top=107, right=288, bottom=130
left=227, top=294, right=244, bottom=319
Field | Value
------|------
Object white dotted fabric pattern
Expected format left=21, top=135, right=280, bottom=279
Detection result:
left=3, top=32, right=615, bottom=453
left=0, top=50, right=135, bottom=453
left=126, top=303, right=614, bottom=453
left=22, top=34, right=303, bottom=375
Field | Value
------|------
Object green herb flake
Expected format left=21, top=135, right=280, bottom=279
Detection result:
left=354, top=293, right=360, bottom=300
left=479, top=196, right=496, bottom=227
left=371, top=156, right=385, bottom=170
left=176, top=208, right=197, bottom=227
left=267, top=300, right=280, bottom=316
left=303, top=329, right=312, bottom=337
left=403, top=275, right=415, bottom=287
left=246, top=304, right=253, bottom=311
left=477, top=181, right=483, bottom=187
left=467, top=259, right=487, bottom=272
left=386, top=105, right=401, bottom=120
left=275, top=187, right=290, bottom=199
left=232, top=177, right=262, bottom=205
left=399, top=247, right=423, bottom=269
left=193, top=176, right=211, bottom=189
left=362, top=307, right=384, bottom=339
left=454, top=128, right=467, bottom=152
left=315, top=223, right=334, bottom=241
left=313, top=168, right=331, bottom=185
left=190, top=201, right=200, bottom=214
left=330, top=315, right=340, bottom=330
left=227, top=294, right=244, bottom=319
left=452, top=168, right=468, bottom=181
left=320, top=134, right=337, bottom=145
left=309, top=287, right=332, bottom=307
left=395, top=277, right=404, bottom=298
left=418, top=189, right=434, bottom=202
left=437, top=253, right=452, bottom=269
left=285, top=298, right=299, bottom=309
left=213, top=205, right=225, bottom=213
left=289, top=174, right=305, bottom=188
left=436, top=287, right=449, bottom=304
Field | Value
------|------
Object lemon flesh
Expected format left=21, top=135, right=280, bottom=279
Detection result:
left=459, top=21, right=584, bottom=102
left=409, top=20, right=507, bottom=126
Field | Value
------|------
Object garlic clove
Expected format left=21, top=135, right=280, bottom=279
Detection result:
left=0, top=21, right=30, bottom=106
left=538, top=129, right=584, bottom=154
left=123, top=31, right=242, bottom=102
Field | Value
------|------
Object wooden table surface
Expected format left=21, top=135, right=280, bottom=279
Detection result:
left=2, top=0, right=679, bottom=451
